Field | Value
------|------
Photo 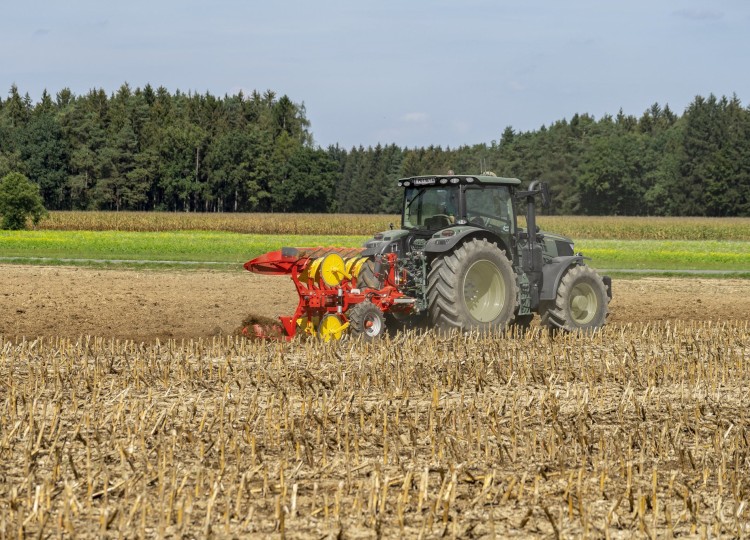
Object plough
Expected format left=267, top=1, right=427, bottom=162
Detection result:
left=243, top=247, right=413, bottom=341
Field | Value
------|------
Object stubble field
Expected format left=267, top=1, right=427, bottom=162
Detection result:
left=1, top=265, right=750, bottom=537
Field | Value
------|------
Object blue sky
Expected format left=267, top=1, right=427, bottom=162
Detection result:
left=3, top=1, right=749, bottom=149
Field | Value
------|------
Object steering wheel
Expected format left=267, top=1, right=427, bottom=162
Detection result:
left=426, top=214, right=453, bottom=228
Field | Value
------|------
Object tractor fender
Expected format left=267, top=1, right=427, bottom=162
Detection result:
left=423, top=226, right=509, bottom=255
left=540, top=256, right=585, bottom=301
left=360, top=229, right=410, bottom=257
left=360, top=242, right=389, bottom=257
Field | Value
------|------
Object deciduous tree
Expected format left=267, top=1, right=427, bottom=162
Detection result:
left=0, top=172, right=47, bottom=229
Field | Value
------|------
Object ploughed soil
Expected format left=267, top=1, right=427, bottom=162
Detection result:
left=1, top=264, right=748, bottom=342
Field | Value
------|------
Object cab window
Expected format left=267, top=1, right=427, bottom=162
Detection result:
left=464, top=185, right=514, bottom=234
left=403, top=187, right=459, bottom=230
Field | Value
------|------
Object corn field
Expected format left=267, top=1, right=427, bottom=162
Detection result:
left=1, top=322, right=749, bottom=538
left=37, top=211, right=750, bottom=241
left=38, top=212, right=397, bottom=237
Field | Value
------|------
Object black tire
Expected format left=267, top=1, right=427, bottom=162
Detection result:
left=348, top=301, right=387, bottom=340
left=426, top=238, right=518, bottom=333
left=541, top=265, right=609, bottom=333
left=357, top=259, right=382, bottom=290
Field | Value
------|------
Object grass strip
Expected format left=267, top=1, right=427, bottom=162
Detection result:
left=1, top=231, right=748, bottom=274
left=577, top=239, right=750, bottom=271
left=0, top=231, right=367, bottom=263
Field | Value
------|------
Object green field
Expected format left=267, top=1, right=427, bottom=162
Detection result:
left=0, top=231, right=363, bottom=269
left=577, top=239, right=750, bottom=272
left=1, top=230, right=748, bottom=276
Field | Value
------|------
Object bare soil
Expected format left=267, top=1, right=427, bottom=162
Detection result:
left=1, top=264, right=749, bottom=341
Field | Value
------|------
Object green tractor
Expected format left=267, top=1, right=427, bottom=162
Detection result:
left=357, top=174, right=611, bottom=334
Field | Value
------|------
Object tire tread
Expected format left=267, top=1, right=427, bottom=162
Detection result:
left=427, top=238, right=518, bottom=332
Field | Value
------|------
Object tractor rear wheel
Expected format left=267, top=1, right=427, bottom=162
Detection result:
left=541, top=265, right=609, bottom=333
left=348, top=301, right=387, bottom=340
left=357, top=259, right=382, bottom=290
left=427, top=238, right=518, bottom=333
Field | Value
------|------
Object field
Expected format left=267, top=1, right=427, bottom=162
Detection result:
left=0, top=230, right=363, bottom=270
left=1, top=231, right=749, bottom=275
left=1, top=212, right=749, bottom=537
left=1, top=320, right=749, bottom=537
left=36, top=211, right=750, bottom=240
left=3, top=214, right=750, bottom=275
left=2, top=266, right=750, bottom=341
left=1, top=265, right=750, bottom=536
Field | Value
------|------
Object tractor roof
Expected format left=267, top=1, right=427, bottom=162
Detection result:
left=397, top=175, right=521, bottom=187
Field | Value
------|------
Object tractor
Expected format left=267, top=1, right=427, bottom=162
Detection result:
left=244, top=174, right=611, bottom=340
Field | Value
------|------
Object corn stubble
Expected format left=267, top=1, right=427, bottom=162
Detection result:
left=1, top=322, right=749, bottom=538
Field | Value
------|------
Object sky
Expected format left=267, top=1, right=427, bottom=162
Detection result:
left=3, top=1, right=749, bottom=149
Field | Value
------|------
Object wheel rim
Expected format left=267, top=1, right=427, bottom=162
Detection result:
left=569, top=282, right=598, bottom=325
left=462, top=259, right=505, bottom=323
left=318, top=314, right=347, bottom=341
left=363, top=312, right=383, bottom=337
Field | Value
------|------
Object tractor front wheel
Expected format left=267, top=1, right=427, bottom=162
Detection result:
left=348, top=301, right=387, bottom=340
left=541, top=265, right=609, bottom=333
left=427, top=238, right=518, bottom=333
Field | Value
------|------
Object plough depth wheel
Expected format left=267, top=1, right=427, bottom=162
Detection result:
left=348, top=301, right=386, bottom=340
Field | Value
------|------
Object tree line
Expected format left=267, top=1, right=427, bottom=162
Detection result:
left=1, top=84, right=748, bottom=216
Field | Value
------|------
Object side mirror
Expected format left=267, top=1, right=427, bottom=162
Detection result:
left=540, top=183, right=551, bottom=209
left=527, top=180, right=551, bottom=209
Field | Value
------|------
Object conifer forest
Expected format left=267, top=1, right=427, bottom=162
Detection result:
left=1, top=84, right=748, bottom=216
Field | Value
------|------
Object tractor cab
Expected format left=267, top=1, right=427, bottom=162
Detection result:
left=392, top=175, right=521, bottom=264
left=400, top=175, right=518, bottom=233
left=363, top=175, right=525, bottom=261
